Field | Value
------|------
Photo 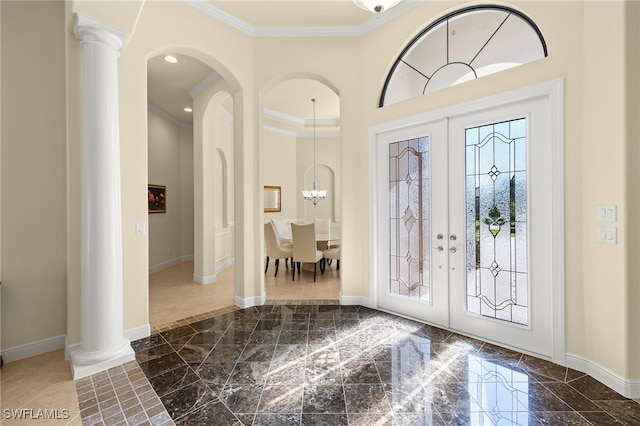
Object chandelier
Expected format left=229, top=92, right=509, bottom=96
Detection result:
left=353, top=0, right=402, bottom=15
left=302, top=98, right=327, bottom=207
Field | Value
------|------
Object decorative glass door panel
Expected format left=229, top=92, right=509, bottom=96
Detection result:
left=389, top=138, right=430, bottom=303
left=465, top=118, right=529, bottom=325
left=377, top=89, right=558, bottom=358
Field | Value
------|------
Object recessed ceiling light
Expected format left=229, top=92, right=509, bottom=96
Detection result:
left=184, top=107, right=193, bottom=113
left=164, top=55, right=178, bottom=64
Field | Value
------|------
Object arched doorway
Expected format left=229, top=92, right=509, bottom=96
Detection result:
left=261, top=77, right=341, bottom=301
left=146, top=53, right=236, bottom=328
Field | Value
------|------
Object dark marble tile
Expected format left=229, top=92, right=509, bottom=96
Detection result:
left=248, top=329, right=281, bottom=344
left=252, top=413, right=301, bottom=425
left=595, top=400, right=640, bottom=425
left=177, top=343, right=213, bottom=364
left=254, top=319, right=284, bottom=332
left=394, top=411, right=447, bottom=426
left=234, top=413, right=256, bottom=425
left=568, top=375, right=630, bottom=401
left=134, top=342, right=175, bottom=363
left=239, top=344, right=276, bottom=362
left=348, top=412, right=395, bottom=425
left=341, top=361, right=382, bottom=384
left=160, top=324, right=197, bottom=343
left=174, top=398, right=239, bottom=425
left=532, top=411, right=592, bottom=425
left=159, top=380, right=217, bottom=421
left=267, top=362, right=306, bottom=386
left=343, top=383, right=391, bottom=414
left=301, top=413, right=349, bottom=425
left=307, top=330, right=337, bottom=345
left=147, top=364, right=200, bottom=397
left=219, top=383, right=264, bottom=414
left=302, top=384, right=346, bottom=414
left=257, top=384, right=303, bottom=413
left=202, top=344, right=244, bottom=364
left=131, top=334, right=167, bottom=352
left=271, top=344, right=307, bottom=365
left=579, top=410, right=625, bottom=425
left=218, top=329, right=254, bottom=345
left=195, top=362, right=235, bottom=392
left=519, top=354, right=568, bottom=382
left=541, top=382, right=601, bottom=411
left=131, top=305, right=640, bottom=426
left=227, top=362, right=270, bottom=385
left=277, top=330, right=308, bottom=344
left=138, top=352, right=187, bottom=379
left=186, top=330, right=224, bottom=345
left=306, top=345, right=340, bottom=365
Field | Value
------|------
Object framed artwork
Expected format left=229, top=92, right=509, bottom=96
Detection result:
left=264, top=185, right=281, bottom=213
left=148, top=184, right=166, bottom=213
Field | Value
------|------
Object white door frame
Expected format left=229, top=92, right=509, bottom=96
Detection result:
left=368, top=79, right=565, bottom=364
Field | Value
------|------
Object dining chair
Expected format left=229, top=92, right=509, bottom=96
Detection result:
left=291, top=223, right=324, bottom=282
left=313, top=218, right=331, bottom=251
left=264, top=221, right=293, bottom=277
left=323, top=247, right=340, bottom=270
left=271, top=219, right=293, bottom=248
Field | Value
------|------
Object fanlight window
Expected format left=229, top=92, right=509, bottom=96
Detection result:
left=380, top=6, right=547, bottom=106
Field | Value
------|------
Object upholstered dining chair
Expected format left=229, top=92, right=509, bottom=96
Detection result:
left=271, top=219, right=293, bottom=248
left=264, top=221, right=293, bottom=277
left=313, top=218, right=331, bottom=250
left=291, top=223, right=324, bottom=282
left=323, top=246, right=340, bottom=271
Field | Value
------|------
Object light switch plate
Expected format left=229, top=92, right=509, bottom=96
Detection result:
left=597, top=226, right=617, bottom=244
left=597, top=205, right=617, bottom=222
left=135, top=223, right=146, bottom=236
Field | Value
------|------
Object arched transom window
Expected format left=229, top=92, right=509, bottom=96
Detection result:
left=380, top=6, right=547, bottom=107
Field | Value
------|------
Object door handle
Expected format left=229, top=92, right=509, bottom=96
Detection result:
left=434, top=245, right=444, bottom=252
left=449, top=247, right=458, bottom=253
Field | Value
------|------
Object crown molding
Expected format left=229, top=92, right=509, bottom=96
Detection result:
left=189, top=71, right=221, bottom=98
left=183, top=0, right=420, bottom=38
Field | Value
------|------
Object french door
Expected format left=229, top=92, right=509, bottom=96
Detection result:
left=374, top=90, right=559, bottom=358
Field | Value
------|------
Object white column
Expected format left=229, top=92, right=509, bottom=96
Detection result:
left=71, top=14, right=135, bottom=379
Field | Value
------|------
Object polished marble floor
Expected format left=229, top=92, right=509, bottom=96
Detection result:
left=132, top=304, right=640, bottom=425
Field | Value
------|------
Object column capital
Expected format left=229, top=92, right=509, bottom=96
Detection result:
left=74, top=14, right=127, bottom=52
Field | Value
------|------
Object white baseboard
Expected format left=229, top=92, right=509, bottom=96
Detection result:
left=193, top=273, right=216, bottom=284
left=124, top=324, right=151, bottom=343
left=149, top=255, right=194, bottom=273
left=340, top=295, right=370, bottom=307
left=1, top=335, right=66, bottom=363
left=234, top=293, right=266, bottom=309
left=565, top=353, right=640, bottom=399
left=216, top=257, right=234, bottom=274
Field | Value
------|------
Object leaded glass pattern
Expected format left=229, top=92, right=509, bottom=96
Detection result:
left=389, top=138, right=430, bottom=302
left=380, top=6, right=547, bottom=107
left=465, top=118, right=528, bottom=325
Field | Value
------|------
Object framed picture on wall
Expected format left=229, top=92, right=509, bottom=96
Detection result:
left=148, top=184, right=166, bottom=213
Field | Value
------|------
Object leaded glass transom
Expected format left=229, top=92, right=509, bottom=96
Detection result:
left=389, top=138, right=430, bottom=302
left=465, top=118, right=528, bottom=325
left=380, top=6, right=547, bottom=106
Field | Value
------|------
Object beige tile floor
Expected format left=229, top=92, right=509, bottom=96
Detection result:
left=0, top=259, right=340, bottom=425
left=0, top=349, right=81, bottom=425
left=150, top=260, right=341, bottom=329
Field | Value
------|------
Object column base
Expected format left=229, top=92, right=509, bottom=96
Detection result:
left=70, top=339, right=136, bottom=380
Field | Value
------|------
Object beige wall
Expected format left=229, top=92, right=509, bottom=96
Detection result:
left=147, top=108, right=194, bottom=269
left=0, top=1, right=67, bottom=349
left=262, top=131, right=297, bottom=220
left=0, top=0, right=638, bottom=383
